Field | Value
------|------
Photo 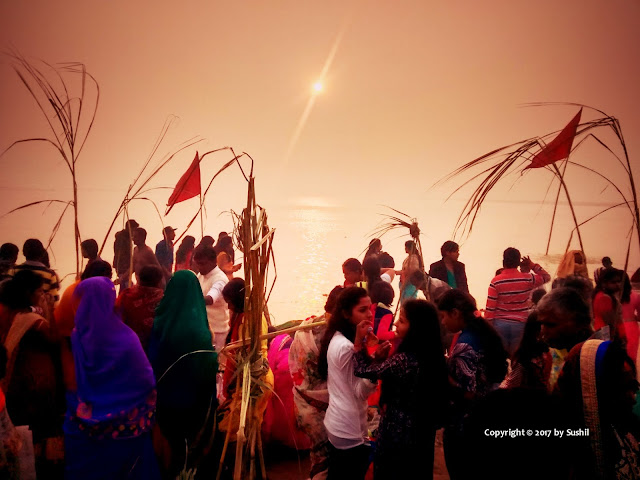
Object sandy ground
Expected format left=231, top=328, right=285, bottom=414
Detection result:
left=265, top=429, right=450, bottom=480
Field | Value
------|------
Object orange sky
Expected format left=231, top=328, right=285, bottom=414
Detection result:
left=1, top=1, right=640, bottom=314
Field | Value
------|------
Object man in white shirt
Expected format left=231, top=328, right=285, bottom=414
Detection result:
left=193, top=245, right=229, bottom=352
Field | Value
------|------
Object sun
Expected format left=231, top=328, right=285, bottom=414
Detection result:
left=313, top=81, right=323, bottom=93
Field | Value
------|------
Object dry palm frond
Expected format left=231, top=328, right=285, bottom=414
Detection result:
left=0, top=199, right=72, bottom=218
left=370, top=206, right=424, bottom=265
left=529, top=102, right=639, bottom=233
left=370, top=206, right=420, bottom=238
left=435, top=138, right=540, bottom=239
left=2, top=51, right=99, bottom=274
left=369, top=207, right=427, bottom=308
left=437, top=103, right=639, bottom=265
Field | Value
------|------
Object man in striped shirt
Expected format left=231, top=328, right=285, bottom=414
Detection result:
left=485, top=247, right=550, bottom=357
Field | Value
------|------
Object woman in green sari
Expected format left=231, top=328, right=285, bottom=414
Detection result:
left=148, top=270, right=218, bottom=477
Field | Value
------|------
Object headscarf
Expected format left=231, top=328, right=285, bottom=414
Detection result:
left=556, top=250, right=589, bottom=279
left=71, top=277, right=155, bottom=421
left=147, top=270, right=217, bottom=408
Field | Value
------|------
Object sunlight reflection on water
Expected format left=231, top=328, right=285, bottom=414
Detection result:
left=267, top=207, right=336, bottom=324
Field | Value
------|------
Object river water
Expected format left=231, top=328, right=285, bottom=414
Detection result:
left=4, top=190, right=637, bottom=325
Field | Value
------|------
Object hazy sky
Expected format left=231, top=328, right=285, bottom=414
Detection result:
left=2, top=1, right=640, bottom=302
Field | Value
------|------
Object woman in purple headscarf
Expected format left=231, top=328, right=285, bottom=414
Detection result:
left=64, top=277, right=160, bottom=480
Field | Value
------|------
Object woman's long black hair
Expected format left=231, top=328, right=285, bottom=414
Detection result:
left=222, top=277, right=246, bottom=345
left=362, top=256, right=382, bottom=291
left=512, top=311, right=549, bottom=383
left=364, top=238, right=382, bottom=259
left=175, top=235, right=196, bottom=264
left=593, top=267, right=623, bottom=307
left=393, top=299, right=449, bottom=423
left=318, top=286, right=369, bottom=380
left=437, top=289, right=508, bottom=384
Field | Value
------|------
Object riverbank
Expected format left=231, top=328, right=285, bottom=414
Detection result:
left=264, top=429, right=450, bottom=479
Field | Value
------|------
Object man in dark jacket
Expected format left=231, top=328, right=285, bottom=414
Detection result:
left=428, top=240, right=469, bottom=293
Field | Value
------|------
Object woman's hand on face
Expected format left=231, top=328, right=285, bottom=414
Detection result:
left=374, top=341, right=392, bottom=361
left=354, top=320, right=374, bottom=351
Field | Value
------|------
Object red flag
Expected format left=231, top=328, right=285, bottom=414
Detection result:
left=525, top=108, right=582, bottom=169
left=166, top=152, right=201, bottom=215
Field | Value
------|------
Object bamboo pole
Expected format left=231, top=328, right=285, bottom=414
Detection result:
left=545, top=161, right=569, bottom=255
left=216, top=370, right=237, bottom=480
left=257, top=430, right=267, bottom=480
left=552, top=163, right=585, bottom=255
left=233, top=430, right=244, bottom=480
left=199, top=191, right=204, bottom=239
left=625, top=225, right=633, bottom=273
left=249, top=427, right=256, bottom=480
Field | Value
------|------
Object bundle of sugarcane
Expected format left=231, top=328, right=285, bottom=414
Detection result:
left=217, top=170, right=276, bottom=480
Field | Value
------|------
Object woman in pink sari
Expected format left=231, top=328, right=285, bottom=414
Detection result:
left=262, top=332, right=311, bottom=450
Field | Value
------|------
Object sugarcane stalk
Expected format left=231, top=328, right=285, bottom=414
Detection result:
left=249, top=426, right=256, bottom=480
left=257, top=428, right=266, bottom=480
left=216, top=380, right=237, bottom=480
left=221, top=320, right=326, bottom=353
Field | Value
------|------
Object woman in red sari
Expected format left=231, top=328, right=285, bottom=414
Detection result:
left=116, top=265, right=164, bottom=352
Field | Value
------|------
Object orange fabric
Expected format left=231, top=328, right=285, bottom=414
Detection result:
left=54, top=280, right=80, bottom=337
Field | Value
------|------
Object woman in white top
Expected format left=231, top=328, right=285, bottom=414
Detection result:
left=318, top=286, right=378, bottom=480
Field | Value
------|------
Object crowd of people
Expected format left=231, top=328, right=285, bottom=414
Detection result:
left=0, top=228, right=639, bottom=479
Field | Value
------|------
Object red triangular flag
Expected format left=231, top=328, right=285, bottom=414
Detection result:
left=166, top=152, right=201, bottom=215
left=525, top=108, right=582, bottom=169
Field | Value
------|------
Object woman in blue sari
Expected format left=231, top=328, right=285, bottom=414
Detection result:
left=65, top=276, right=159, bottom=479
